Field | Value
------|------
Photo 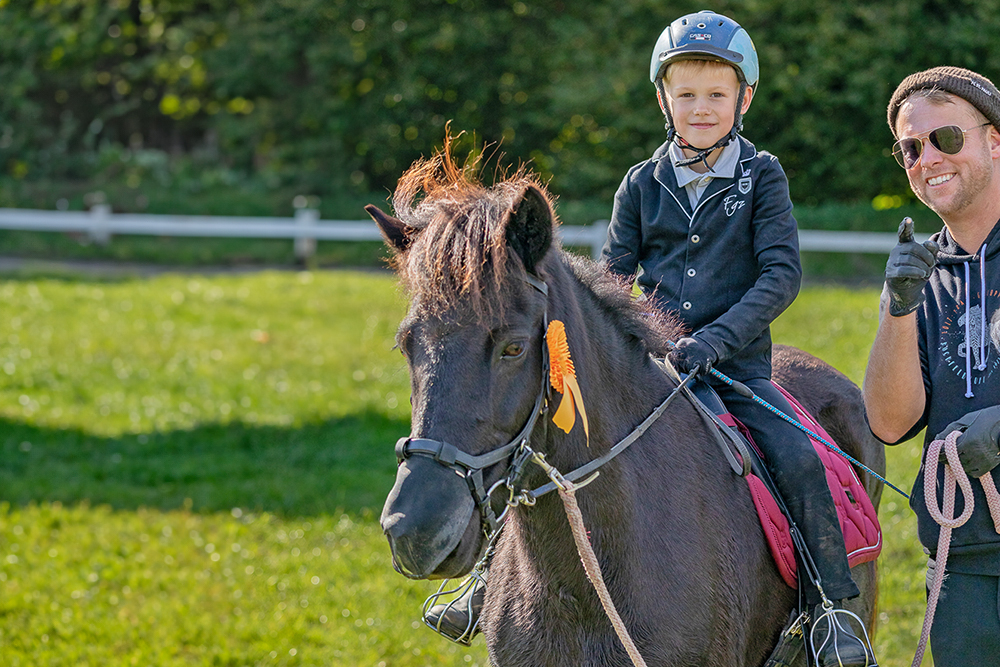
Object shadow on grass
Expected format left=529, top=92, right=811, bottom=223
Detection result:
left=0, top=410, right=406, bottom=517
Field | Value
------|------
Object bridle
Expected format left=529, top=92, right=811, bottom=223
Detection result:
left=392, top=271, right=746, bottom=538
left=392, top=272, right=552, bottom=536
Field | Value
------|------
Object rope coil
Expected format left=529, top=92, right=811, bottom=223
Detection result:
left=912, top=431, right=1000, bottom=666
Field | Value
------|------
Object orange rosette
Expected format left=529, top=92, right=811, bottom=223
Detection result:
left=546, top=320, right=589, bottom=445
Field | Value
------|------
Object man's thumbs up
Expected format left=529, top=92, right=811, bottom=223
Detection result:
left=884, top=217, right=939, bottom=317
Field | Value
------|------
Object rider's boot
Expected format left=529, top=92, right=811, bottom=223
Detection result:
left=424, top=579, right=486, bottom=644
left=810, top=602, right=877, bottom=667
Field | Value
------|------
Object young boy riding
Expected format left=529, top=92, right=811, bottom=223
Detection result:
left=602, top=10, right=875, bottom=667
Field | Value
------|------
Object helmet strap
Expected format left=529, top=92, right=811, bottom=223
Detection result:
left=662, top=78, right=748, bottom=170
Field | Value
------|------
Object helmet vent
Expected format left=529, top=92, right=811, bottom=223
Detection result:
left=696, top=22, right=706, bottom=28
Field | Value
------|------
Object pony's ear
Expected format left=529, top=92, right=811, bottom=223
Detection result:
left=365, top=204, right=412, bottom=253
left=504, top=185, right=553, bottom=274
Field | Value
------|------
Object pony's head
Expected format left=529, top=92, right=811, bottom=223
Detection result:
left=367, top=138, right=558, bottom=579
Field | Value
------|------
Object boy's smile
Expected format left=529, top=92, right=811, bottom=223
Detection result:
left=663, top=60, right=752, bottom=168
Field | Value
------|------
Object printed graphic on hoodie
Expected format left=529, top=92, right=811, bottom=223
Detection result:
left=938, top=290, right=1000, bottom=394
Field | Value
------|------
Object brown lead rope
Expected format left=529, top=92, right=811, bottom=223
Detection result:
left=912, top=430, right=1000, bottom=667
left=531, top=452, right=649, bottom=667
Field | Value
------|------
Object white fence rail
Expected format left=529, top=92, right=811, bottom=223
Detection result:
left=0, top=207, right=920, bottom=260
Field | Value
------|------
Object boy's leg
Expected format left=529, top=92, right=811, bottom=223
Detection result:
left=714, top=378, right=859, bottom=604
left=928, top=571, right=1000, bottom=667
left=716, top=379, right=874, bottom=665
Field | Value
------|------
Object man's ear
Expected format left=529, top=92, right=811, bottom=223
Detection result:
left=365, top=204, right=412, bottom=253
left=504, top=185, right=553, bottom=275
left=987, top=124, right=1000, bottom=161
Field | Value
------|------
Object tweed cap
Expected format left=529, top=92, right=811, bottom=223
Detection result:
left=887, top=65, right=1000, bottom=138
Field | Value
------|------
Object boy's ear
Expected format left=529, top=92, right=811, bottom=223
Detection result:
left=741, top=85, right=754, bottom=115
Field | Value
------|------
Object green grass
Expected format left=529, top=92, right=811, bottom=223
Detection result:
left=0, top=270, right=931, bottom=665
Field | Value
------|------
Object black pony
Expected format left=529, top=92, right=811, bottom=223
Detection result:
left=368, top=141, right=883, bottom=666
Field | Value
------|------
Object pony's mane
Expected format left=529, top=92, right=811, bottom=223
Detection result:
left=388, top=135, right=685, bottom=352
left=390, top=134, right=550, bottom=319
left=563, top=253, right=685, bottom=356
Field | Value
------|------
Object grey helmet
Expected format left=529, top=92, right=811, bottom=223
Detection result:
left=649, top=10, right=759, bottom=166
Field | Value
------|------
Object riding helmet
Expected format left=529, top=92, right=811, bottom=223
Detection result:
left=649, top=10, right=758, bottom=158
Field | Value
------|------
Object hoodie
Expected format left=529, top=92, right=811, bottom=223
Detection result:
left=896, top=220, right=1000, bottom=572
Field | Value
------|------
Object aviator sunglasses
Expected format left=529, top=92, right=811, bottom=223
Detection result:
left=892, top=122, right=991, bottom=169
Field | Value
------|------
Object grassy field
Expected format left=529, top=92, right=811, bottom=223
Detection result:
left=0, top=268, right=931, bottom=666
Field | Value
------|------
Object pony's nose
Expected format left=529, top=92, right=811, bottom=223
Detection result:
left=380, top=457, right=477, bottom=579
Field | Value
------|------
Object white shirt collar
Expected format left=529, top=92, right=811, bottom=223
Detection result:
left=669, top=139, right=741, bottom=188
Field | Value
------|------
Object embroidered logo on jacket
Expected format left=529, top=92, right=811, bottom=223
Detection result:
left=739, top=177, right=752, bottom=194
left=723, top=194, right=746, bottom=217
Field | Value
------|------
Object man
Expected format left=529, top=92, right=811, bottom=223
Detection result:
left=864, top=66, right=1000, bottom=667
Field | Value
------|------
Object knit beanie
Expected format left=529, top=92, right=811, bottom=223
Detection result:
left=887, top=66, right=1000, bottom=138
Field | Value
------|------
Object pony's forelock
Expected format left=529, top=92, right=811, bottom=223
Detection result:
left=390, top=134, right=554, bottom=321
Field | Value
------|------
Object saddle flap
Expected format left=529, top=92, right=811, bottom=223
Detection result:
left=717, top=383, right=883, bottom=589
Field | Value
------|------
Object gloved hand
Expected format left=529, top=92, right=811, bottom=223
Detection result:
left=884, top=217, right=939, bottom=317
left=668, top=336, right=718, bottom=376
left=935, top=405, right=1000, bottom=478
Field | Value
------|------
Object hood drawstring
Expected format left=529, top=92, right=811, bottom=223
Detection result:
left=962, top=244, right=989, bottom=399
left=978, top=244, right=988, bottom=372
left=964, top=261, right=973, bottom=398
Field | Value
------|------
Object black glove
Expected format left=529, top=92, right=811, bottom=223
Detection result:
left=884, top=217, right=939, bottom=317
left=936, top=405, right=1000, bottom=478
left=668, top=336, right=718, bottom=376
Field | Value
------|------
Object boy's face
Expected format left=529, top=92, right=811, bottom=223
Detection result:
left=663, top=60, right=751, bottom=150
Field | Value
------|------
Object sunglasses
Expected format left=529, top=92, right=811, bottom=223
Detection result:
left=892, top=122, right=991, bottom=169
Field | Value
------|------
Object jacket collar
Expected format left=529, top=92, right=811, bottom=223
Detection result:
left=652, top=135, right=759, bottom=216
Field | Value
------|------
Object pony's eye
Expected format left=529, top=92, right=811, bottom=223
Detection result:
left=502, top=342, right=525, bottom=359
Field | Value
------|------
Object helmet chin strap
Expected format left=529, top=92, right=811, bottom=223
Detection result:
left=658, top=78, right=748, bottom=171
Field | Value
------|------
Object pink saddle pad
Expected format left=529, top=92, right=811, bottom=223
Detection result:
left=719, top=383, right=882, bottom=589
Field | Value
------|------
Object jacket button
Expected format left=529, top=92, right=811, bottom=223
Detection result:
left=682, top=301, right=692, bottom=310
left=691, top=235, right=700, bottom=243
left=687, top=268, right=696, bottom=277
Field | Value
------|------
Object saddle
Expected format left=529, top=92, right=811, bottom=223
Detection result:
left=692, top=380, right=882, bottom=589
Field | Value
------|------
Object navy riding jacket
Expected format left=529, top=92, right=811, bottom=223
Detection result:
left=601, top=135, right=801, bottom=380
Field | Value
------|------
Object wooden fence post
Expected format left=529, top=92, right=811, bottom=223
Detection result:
left=88, top=204, right=112, bottom=246
left=294, top=208, right=319, bottom=262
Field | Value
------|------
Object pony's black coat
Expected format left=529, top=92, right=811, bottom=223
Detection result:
left=372, top=141, right=884, bottom=666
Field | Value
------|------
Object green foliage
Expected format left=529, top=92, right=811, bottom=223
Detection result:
left=7, top=0, right=1000, bottom=210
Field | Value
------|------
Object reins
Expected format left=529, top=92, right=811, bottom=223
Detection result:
left=911, top=430, right=1000, bottom=667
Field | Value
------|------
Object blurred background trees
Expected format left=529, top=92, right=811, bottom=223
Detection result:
left=4, top=0, right=1000, bottom=214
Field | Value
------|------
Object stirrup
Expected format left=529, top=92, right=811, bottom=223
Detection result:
left=421, top=571, right=485, bottom=646
left=809, top=601, right=877, bottom=667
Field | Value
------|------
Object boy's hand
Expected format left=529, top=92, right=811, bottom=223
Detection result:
left=936, top=405, right=1000, bottom=478
left=885, top=217, right=939, bottom=317
left=668, top=337, right=717, bottom=376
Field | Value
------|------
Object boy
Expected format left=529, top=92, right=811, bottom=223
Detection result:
left=602, top=11, right=875, bottom=667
